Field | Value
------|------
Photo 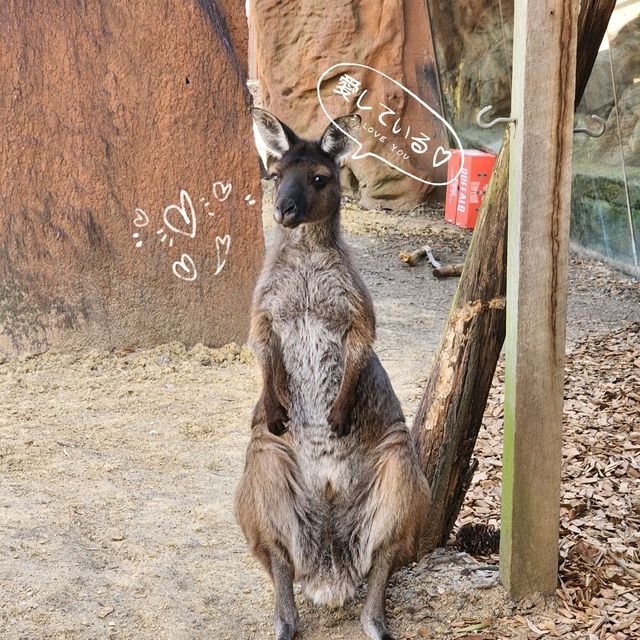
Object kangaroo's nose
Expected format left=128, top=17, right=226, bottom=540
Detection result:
left=275, top=197, right=298, bottom=227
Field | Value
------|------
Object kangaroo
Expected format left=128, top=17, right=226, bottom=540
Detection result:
left=234, top=108, right=431, bottom=640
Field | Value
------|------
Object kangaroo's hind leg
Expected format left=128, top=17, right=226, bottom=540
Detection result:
left=360, top=545, right=399, bottom=640
left=235, top=425, right=314, bottom=639
left=355, top=423, right=431, bottom=640
left=270, top=551, right=299, bottom=640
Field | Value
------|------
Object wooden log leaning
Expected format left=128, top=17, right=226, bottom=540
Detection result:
left=412, top=134, right=510, bottom=552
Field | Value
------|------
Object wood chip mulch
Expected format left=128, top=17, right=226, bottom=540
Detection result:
left=457, top=322, right=640, bottom=639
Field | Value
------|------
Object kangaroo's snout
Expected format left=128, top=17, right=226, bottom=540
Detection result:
left=274, top=175, right=306, bottom=228
left=274, top=196, right=299, bottom=228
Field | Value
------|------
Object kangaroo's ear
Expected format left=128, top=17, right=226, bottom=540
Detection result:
left=250, top=108, right=298, bottom=161
left=320, top=114, right=361, bottom=163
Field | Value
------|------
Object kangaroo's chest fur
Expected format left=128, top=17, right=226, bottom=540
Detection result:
left=265, top=247, right=351, bottom=422
left=261, top=243, right=363, bottom=493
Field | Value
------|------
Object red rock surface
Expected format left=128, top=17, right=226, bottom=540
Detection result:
left=0, top=0, right=263, bottom=356
left=249, top=0, right=449, bottom=210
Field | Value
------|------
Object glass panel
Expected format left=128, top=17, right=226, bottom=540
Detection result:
left=428, top=0, right=514, bottom=152
left=572, top=113, right=633, bottom=265
left=573, top=45, right=633, bottom=267
left=572, top=1, right=640, bottom=274
left=607, top=0, right=640, bottom=275
left=429, top=0, right=639, bottom=274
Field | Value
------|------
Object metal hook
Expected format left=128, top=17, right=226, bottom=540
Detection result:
left=477, top=105, right=516, bottom=129
left=573, top=114, right=606, bottom=138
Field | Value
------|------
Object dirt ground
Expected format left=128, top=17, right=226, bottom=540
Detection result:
left=1, top=200, right=639, bottom=640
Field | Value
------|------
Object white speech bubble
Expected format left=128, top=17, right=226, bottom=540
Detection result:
left=317, top=62, right=465, bottom=187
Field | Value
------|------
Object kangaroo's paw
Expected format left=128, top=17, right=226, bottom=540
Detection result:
left=327, top=403, right=352, bottom=437
left=266, top=403, right=289, bottom=436
left=361, top=613, right=394, bottom=640
left=275, top=617, right=299, bottom=640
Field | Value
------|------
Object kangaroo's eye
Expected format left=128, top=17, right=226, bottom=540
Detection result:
left=313, top=175, right=328, bottom=188
left=269, top=173, right=279, bottom=182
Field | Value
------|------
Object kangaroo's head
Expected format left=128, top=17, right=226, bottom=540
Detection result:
left=251, top=108, right=360, bottom=229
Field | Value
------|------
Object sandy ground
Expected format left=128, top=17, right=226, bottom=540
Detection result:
left=1, top=201, right=639, bottom=640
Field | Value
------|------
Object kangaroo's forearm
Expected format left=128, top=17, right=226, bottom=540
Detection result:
left=251, top=310, right=282, bottom=389
left=335, top=334, right=370, bottom=412
left=260, top=348, right=288, bottom=407
left=250, top=309, right=289, bottom=433
left=328, top=318, right=374, bottom=436
left=337, top=293, right=375, bottom=405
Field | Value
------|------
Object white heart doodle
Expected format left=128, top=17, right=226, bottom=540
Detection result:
left=163, top=190, right=197, bottom=238
left=133, top=208, right=149, bottom=227
left=172, top=253, right=198, bottom=282
left=212, top=181, right=232, bottom=202
left=433, top=146, right=453, bottom=168
left=214, top=235, right=231, bottom=275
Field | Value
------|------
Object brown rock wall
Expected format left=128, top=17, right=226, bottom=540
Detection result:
left=0, top=0, right=263, bottom=356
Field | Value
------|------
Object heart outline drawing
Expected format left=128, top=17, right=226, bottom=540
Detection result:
left=133, top=208, right=149, bottom=228
left=215, top=235, right=231, bottom=275
left=163, top=189, right=197, bottom=239
left=172, top=253, right=198, bottom=282
left=433, top=146, right=453, bottom=168
left=212, top=181, right=232, bottom=202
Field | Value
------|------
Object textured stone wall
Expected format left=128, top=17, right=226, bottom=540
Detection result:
left=0, top=0, right=263, bottom=356
left=249, top=0, right=448, bottom=210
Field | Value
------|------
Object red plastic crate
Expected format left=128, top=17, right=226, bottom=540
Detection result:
left=445, top=150, right=496, bottom=229
left=445, top=150, right=462, bottom=224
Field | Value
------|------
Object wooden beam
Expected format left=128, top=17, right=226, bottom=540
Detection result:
left=500, top=0, right=578, bottom=598
left=575, top=0, right=617, bottom=109
left=411, top=135, right=509, bottom=552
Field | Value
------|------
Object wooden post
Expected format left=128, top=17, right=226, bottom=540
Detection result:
left=411, top=135, right=509, bottom=552
left=499, top=0, right=578, bottom=598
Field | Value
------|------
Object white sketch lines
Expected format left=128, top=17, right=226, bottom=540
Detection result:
left=212, top=181, right=232, bottom=202
left=200, top=197, right=216, bottom=217
left=215, top=235, right=231, bottom=275
left=159, top=189, right=197, bottom=241
left=133, top=208, right=150, bottom=227
left=245, top=194, right=256, bottom=206
left=172, top=253, right=198, bottom=282
left=433, top=146, right=452, bottom=168
left=132, top=208, right=149, bottom=248
left=156, top=228, right=176, bottom=247
left=132, top=182, right=240, bottom=282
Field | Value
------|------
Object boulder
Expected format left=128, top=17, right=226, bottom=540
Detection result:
left=0, top=0, right=263, bottom=357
